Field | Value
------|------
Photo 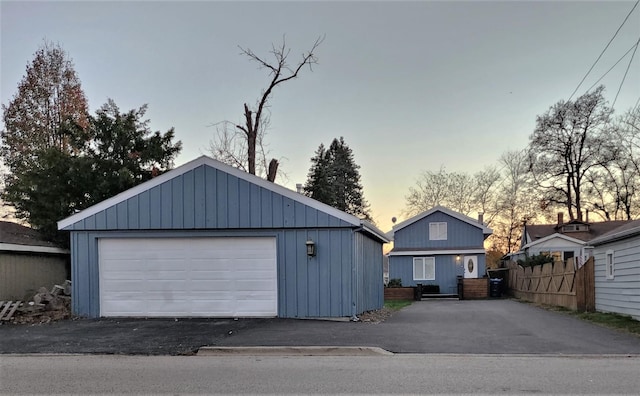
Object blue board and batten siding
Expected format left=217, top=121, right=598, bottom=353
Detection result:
left=355, top=232, right=384, bottom=313
left=593, top=236, right=640, bottom=321
left=389, top=255, right=464, bottom=293
left=389, top=208, right=488, bottom=291
left=70, top=166, right=352, bottom=231
left=62, top=161, right=384, bottom=319
left=393, top=211, right=485, bottom=249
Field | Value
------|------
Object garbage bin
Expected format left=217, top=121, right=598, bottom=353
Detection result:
left=489, top=278, right=502, bottom=298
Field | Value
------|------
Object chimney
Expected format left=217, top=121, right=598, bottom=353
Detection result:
left=585, top=209, right=589, bottom=223
left=478, top=212, right=484, bottom=224
left=296, top=183, right=303, bottom=194
left=557, top=212, right=564, bottom=225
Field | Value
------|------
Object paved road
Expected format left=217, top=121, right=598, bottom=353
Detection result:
left=3, top=354, right=640, bottom=394
left=1, top=299, right=639, bottom=355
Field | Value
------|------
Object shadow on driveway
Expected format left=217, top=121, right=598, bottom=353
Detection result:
left=2, top=300, right=639, bottom=355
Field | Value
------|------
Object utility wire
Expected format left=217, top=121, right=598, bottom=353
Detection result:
left=568, top=0, right=639, bottom=102
left=612, top=36, right=640, bottom=108
left=586, top=37, right=640, bottom=93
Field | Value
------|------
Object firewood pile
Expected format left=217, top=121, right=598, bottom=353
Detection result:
left=6, top=280, right=72, bottom=325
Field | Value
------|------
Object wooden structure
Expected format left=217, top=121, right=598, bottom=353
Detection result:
left=462, top=278, right=489, bottom=299
left=506, top=257, right=595, bottom=312
left=384, top=287, right=415, bottom=300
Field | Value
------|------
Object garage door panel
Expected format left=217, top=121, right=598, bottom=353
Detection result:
left=189, top=271, right=235, bottom=281
left=190, top=280, right=234, bottom=290
left=99, top=237, right=277, bottom=317
left=236, top=280, right=277, bottom=291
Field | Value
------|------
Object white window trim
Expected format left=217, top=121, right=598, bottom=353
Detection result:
left=606, top=249, right=614, bottom=280
left=413, top=257, right=436, bottom=281
left=429, top=222, right=447, bottom=241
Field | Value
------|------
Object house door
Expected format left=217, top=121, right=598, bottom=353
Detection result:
left=464, top=256, right=478, bottom=278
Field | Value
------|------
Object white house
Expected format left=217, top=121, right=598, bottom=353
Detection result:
left=589, top=219, right=640, bottom=321
left=512, top=213, right=629, bottom=267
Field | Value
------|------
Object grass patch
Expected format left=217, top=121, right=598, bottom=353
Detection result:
left=571, top=311, right=640, bottom=336
left=514, top=298, right=640, bottom=336
left=384, top=300, right=413, bottom=311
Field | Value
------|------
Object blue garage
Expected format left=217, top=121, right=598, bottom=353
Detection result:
left=58, top=156, right=388, bottom=319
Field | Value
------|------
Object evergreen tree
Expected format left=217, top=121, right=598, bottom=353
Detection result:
left=1, top=42, right=182, bottom=246
left=304, top=137, right=371, bottom=220
left=2, top=100, right=181, bottom=246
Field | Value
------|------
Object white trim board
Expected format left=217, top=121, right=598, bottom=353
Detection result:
left=388, top=249, right=486, bottom=256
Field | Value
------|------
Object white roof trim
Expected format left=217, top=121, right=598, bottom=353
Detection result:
left=521, top=233, right=586, bottom=249
left=57, top=155, right=389, bottom=242
left=388, top=205, right=492, bottom=239
left=388, top=248, right=485, bottom=256
left=0, top=243, right=69, bottom=254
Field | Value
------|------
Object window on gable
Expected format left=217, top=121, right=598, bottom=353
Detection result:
left=429, top=222, right=447, bottom=240
left=413, top=257, right=435, bottom=281
left=606, top=250, right=614, bottom=280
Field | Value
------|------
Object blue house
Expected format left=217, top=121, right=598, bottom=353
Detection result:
left=388, top=206, right=492, bottom=295
left=57, top=156, right=389, bottom=319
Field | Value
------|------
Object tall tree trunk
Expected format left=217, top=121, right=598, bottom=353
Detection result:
left=243, top=104, right=256, bottom=175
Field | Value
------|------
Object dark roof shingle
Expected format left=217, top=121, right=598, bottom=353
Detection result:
left=0, top=221, right=59, bottom=247
left=525, top=220, right=631, bottom=243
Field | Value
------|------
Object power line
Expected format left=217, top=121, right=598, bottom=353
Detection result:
left=586, top=37, right=640, bottom=93
left=568, top=0, right=639, bottom=102
left=612, top=36, right=640, bottom=108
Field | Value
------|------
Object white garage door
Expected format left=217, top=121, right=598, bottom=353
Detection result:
left=98, top=237, right=277, bottom=317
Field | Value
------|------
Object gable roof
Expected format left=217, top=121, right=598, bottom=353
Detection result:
left=589, top=219, right=640, bottom=245
left=0, top=221, right=68, bottom=254
left=57, top=155, right=389, bottom=243
left=523, top=220, right=630, bottom=246
left=388, top=205, right=492, bottom=239
left=521, top=232, right=587, bottom=250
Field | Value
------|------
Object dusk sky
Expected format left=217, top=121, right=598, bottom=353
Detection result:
left=2, top=1, right=639, bottom=231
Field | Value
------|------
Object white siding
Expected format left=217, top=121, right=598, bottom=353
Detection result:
left=594, top=237, right=640, bottom=321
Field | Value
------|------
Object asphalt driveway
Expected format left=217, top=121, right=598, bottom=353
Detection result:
left=1, top=299, right=639, bottom=355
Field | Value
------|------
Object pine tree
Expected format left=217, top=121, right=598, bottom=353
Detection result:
left=304, top=137, right=371, bottom=220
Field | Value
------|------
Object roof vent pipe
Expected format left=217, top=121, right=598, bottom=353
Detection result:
left=478, top=212, right=484, bottom=224
left=296, top=183, right=303, bottom=194
left=558, top=212, right=564, bottom=225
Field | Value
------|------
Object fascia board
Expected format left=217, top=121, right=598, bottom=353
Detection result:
left=388, top=248, right=486, bottom=256
left=0, top=243, right=69, bottom=254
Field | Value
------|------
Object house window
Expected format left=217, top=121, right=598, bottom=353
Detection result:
left=429, top=222, right=447, bottom=240
left=606, top=250, right=614, bottom=280
left=413, top=257, right=435, bottom=281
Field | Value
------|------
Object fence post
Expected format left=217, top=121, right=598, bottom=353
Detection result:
left=576, top=257, right=585, bottom=312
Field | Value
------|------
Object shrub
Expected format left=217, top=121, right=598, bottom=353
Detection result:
left=387, top=278, right=403, bottom=288
left=517, top=253, right=554, bottom=268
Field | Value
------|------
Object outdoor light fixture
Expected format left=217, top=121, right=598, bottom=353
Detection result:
left=306, top=239, right=316, bottom=257
left=455, top=255, right=461, bottom=262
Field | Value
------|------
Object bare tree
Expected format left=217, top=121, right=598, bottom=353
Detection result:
left=210, top=36, right=323, bottom=182
left=404, top=165, right=500, bottom=220
left=527, top=86, right=615, bottom=221
left=587, top=106, right=640, bottom=220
